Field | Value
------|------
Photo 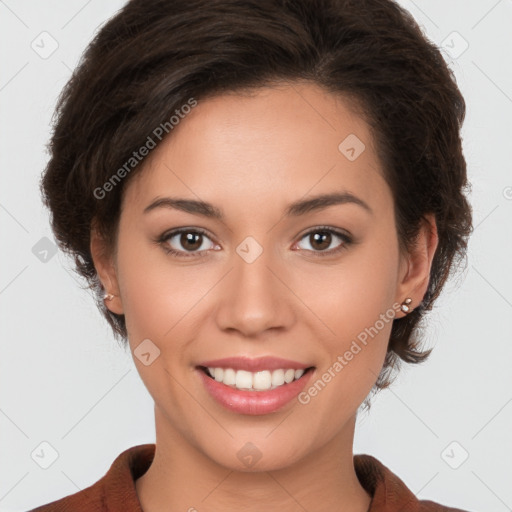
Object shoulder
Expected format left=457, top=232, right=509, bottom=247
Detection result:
left=354, top=453, right=475, bottom=512
left=28, top=444, right=155, bottom=512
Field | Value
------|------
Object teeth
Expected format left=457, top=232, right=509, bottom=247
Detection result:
left=271, top=369, right=285, bottom=386
left=206, top=367, right=308, bottom=391
left=223, top=368, right=236, bottom=385
left=253, top=370, right=271, bottom=390
left=235, top=370, right=253, bottom=389
left=284, top=369, right=295, bottom=383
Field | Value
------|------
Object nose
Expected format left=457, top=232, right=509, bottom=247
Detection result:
left=215, top=247, right=295, bottom=338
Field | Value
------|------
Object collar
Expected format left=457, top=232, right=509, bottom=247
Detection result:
left=31, top=443, right=467, bottom=511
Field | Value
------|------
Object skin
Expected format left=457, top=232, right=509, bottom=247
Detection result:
left=91, top=81, right=438, bottom=512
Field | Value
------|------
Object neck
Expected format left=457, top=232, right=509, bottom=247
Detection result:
left=135, top=406, right=371, bottom=512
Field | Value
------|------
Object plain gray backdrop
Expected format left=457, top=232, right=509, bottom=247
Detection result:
left=1, top=1, right=511, bottom=511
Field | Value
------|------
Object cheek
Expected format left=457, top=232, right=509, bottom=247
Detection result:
left=115, top=230, right=177, bottom=339
left=116, top=231, right=217, bottom=344
left=297, top=229, right=399, bottom=390
left=300, top=230, right=399, bottom=339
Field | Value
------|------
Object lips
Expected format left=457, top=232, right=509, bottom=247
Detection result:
left=195, top=355, right=316, bottom=415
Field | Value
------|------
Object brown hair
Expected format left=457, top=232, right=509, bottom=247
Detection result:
left=41, top=0, right=473, bottom=401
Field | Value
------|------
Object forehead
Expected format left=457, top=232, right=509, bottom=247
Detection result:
left=123, top=82, right=391, bottom=217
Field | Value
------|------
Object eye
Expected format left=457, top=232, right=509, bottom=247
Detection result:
left=294, top=226, right=352, bottom=256
left=158, top=228, right=219, bottom=258
left=156, top=226, right=353, bottom=259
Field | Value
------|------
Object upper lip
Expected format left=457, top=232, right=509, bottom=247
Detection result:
left=197, top=356, right=313, bottom=372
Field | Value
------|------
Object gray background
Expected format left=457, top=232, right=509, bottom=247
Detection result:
left=1, top=1, right=511, bottom=511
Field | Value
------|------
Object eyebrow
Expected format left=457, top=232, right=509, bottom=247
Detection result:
left=143, top=191, right=373, bottom=218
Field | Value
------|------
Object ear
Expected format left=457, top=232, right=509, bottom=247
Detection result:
left=90, top=226, right=124, bottom=315
left=394, top=212, right=439, bottom=318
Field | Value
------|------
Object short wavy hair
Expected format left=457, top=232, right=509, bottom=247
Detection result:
left=41, top=0, right=473, bottom=401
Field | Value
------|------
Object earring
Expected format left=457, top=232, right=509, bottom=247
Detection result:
left=104, top=293, right=115, bottom=301
left=400, top=297, right=412, bottom=314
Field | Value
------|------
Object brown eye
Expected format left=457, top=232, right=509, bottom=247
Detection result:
left=159, top=228, right=217, bottom=257
left=309, top=231, right=332, bottom=251
left=179, top=232, right=203, bottom=251
left=296, top=227, right=352, bottom=256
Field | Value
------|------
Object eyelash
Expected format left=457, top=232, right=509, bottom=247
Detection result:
left=156, top=226, right=353, bottom=259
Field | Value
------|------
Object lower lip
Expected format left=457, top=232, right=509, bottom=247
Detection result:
left=197, top=368, right=315, bottom=415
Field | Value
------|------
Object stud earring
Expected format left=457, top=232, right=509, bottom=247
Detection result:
left=104, top=293, right=115, bottom=301
left=400, top=297, right=412, bottom=314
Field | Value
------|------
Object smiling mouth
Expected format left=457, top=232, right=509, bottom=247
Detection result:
left=197, top=365, right=315, bottom=392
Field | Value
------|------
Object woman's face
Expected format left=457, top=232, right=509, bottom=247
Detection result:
left=96, top=82, right=434, bottom=471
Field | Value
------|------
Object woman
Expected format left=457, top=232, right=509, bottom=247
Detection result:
left=31, top=0, right=474, bottom=510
